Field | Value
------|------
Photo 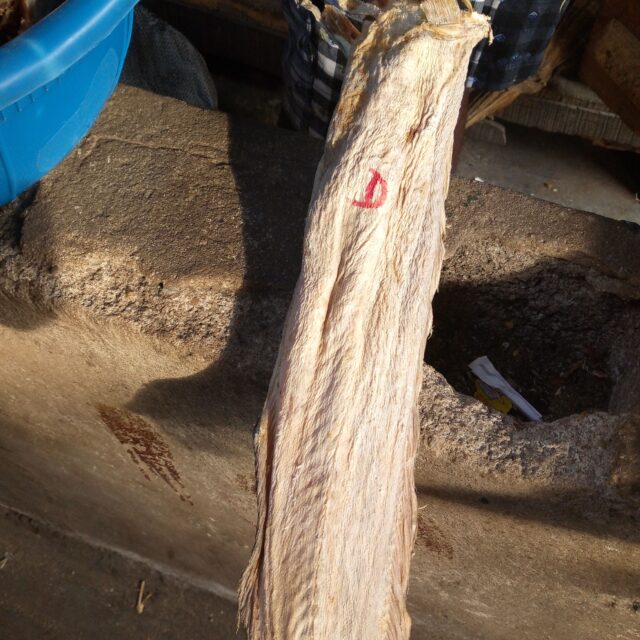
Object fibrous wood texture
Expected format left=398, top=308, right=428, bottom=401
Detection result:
left=239, top=2, right=489, bottom=638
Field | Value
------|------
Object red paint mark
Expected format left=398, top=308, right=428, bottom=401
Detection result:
left=352, top=169, right=388, bottom=209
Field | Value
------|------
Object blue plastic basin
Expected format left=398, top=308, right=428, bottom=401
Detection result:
left=0, top=0, right=138, bottom=205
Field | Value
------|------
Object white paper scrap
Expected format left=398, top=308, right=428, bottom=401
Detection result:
left=469, top=356, right=542, bottom=422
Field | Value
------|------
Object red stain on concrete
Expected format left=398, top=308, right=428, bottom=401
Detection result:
left=97, top=404, right=193, bottom=505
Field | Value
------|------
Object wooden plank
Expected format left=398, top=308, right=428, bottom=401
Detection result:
left=238, top=2, right=489, bottom=638
left=580, top=17, right=640, bottom=133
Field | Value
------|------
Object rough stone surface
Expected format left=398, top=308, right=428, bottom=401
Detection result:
left=1, top=86, right=639, bottom=639
left=419, top=366, right=621, bottom=490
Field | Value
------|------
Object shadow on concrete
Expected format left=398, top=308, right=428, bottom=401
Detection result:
left=416, top=484, right=640, bottom=603
left=125, top=117, right=320, bottom=433
left=416, top=483, right=640, bottom=545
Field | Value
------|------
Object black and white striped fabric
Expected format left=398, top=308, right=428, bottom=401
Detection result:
left=283, top=0, right=564, bottom=138
left=467, top=0, right=565, bottom=90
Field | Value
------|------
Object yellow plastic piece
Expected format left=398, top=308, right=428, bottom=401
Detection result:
left=474, top=379, right=513, bottom=415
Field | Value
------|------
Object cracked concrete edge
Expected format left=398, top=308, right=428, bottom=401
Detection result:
left=418, top=365, right=626, bottom=494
